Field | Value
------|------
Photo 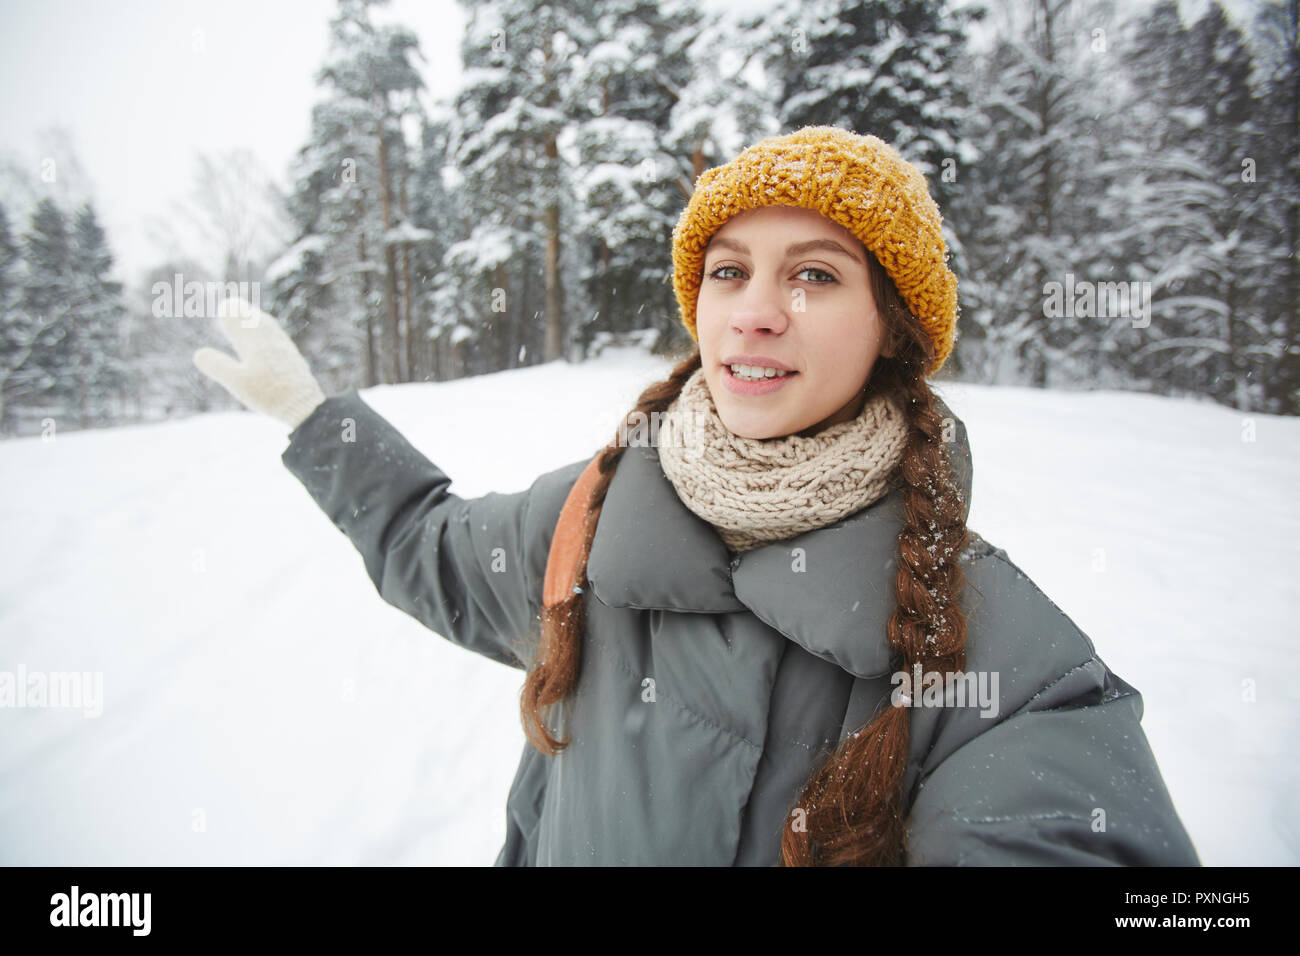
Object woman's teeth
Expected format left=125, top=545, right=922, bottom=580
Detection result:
left=729, top=364, right=791, bottom=381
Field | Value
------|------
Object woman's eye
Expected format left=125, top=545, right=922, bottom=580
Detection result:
left=707, top=265, right=836, bottom=283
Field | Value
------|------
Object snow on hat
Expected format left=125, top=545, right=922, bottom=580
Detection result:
left=670, top=125, right=960, bottom=374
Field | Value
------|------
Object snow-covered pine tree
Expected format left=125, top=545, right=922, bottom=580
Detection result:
left=446, top=0, right=593, bottom=369
left=754, top=0, right=979, bottom=211
left=1186, top=3, right=1273, bottom=411
left=69, top=202, right=127, bottom=426
left=1109, top=1, right=1268, bottom=408
left=566, top=0, right=734, bottom=356
left=403, top=110, right=456, bottom=381
left=945, top=0, right=1119, bottom=387
left=16, top=198, right=74, bottom=429
left=300, top=0, right=427, bottom=386
left=272, top=126, right=357, bottom=393
left=1247, top=0, right=1299, bottom=415
left=4, top=197, right=126, bottom=431
left=0, top=201, right=41, bottom=433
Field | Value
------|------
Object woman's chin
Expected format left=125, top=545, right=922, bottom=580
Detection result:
left=706, top=374, right=806, bottom=439
left=717, top=407, right=796, bottom=440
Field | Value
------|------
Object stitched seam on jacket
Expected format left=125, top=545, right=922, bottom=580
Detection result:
left=586, top=612, right=763, bottom=751
left=1004, top=657, right=1116, bottom=720
left=589, top=595, right=744, bottom=615
left=931, top=812, right=1095, bottom=865
left=958, top=810, right=1094, bottom=825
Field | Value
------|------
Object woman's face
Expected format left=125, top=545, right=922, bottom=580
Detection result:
left=695, top=205, right=890, bottom=440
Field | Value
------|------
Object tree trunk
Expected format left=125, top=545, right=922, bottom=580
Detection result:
left=1033, top=0, right=1057, bottom=391
left=377, top=131, right=403, bottom=383
left=360, top=229, right=377, bottom=388
left=600, top=239, right=611, bottom=339
left=543, top=136, right=565, bottom=362
left=541, top=18, right=567, bottom=364
left=493, top=261, right=509, bottom=373
left=399, top=162, right=419, bottom=381
left=1284, top=0, right=1299, bottom=414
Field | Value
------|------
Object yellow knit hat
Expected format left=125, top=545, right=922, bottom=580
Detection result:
left=671, top=125, right=959, bottom=374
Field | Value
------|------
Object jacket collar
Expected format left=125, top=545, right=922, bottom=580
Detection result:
left=585, top=397, right=973, bottom=680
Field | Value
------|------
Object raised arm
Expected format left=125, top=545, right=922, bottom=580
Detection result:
left=193, top=298, right=585, bottom=669
left=279, top=390, right=586, bottom=668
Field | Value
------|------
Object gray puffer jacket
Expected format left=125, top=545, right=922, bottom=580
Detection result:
left=281, top=387, right=1201, bottom=867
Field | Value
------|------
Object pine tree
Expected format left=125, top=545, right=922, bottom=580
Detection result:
left=281, top=96, right=379, bottom=388
left=756, top=0, right=980, bottom=211
left=18, top=198, right=74, bottom=424
left=300, top=0, right=428, bottom=385
left=1090, top=0, right=1195, bottom=397
left=1100, top=1, right=1270, bottom=408
left=1249, top=0, right=1300, bottom=414
left=946, top=0, right=1122, bottom=387
left=566, top=0, right=742, bottom=356
left=404, top=110, right=457, bottom=380
left=0, top=200, right=40, bottom=433
left=267, top=119, right=345, bottom=391
left=2, top=197, right=128, bottom=431
left=70, top=202, right=127, bottom=426
left=1186, top=2, right=1272, bottom=410
left=448, top=0, right=594, bottom=367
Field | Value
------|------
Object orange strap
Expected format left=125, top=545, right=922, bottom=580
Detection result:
left=542, top=453, right=604, bottom=607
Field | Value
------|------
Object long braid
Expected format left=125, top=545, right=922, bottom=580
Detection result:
left=780, top=253, right=971, bottom=866
left=520, top=350, right=703, bottom=754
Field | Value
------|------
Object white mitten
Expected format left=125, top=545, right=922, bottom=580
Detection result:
left=193, top=297, right=327, bottom=432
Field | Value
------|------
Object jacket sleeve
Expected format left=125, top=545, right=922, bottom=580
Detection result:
left=280, top=387, right=589, bottom=670
left=902, top=550, right=1202, bottom=866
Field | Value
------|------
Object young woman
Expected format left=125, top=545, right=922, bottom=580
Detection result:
left=195, top=126, right=1200, bottom=866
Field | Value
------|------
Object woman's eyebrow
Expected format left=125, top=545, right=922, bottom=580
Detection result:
left=706, top=236, right=863, bottom=265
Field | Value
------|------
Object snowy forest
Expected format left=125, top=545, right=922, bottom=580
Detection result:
left=0, top=0, right=1296, bottom=436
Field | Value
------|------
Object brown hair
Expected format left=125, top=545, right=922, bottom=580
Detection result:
left=519, top=246, right=970, bottom=866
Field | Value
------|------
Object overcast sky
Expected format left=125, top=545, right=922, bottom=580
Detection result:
left=0, top=0, right=466, bottom=285
left=0, top=0, right=1259, bottom=287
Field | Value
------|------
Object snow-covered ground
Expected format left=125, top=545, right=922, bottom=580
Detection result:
left=1, top=347, right=1296, bottom=865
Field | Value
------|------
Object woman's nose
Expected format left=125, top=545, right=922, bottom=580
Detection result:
left=730, top=277, right=791, bottom=334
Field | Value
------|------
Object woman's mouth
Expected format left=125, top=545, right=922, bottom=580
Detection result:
left=722, top=363, right=799, bottom=395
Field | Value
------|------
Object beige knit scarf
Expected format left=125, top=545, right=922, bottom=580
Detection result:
left=656, top=366, right=911, bottom=553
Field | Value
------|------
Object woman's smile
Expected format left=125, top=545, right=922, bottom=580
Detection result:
left=721, top=362, right=800, bottom=395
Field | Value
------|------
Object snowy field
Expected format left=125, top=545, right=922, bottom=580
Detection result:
left=1, top=346, right=1296, bottom=866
